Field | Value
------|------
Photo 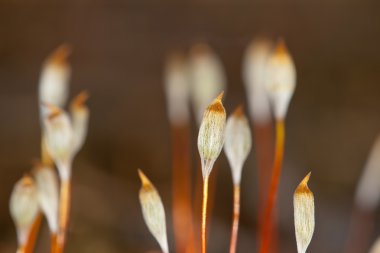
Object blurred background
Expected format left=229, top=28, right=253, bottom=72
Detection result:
left=1, top=0, right=380, bottom=252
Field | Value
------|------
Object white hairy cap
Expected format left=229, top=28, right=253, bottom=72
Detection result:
left=164, top=52, right=190, bottom=126
left=33, top=164, right=59, bottom=233
left=224, top=106, right=252, bottom=185
left=197, top=92, right=226, bottom=178
left=43, top=104, right=74, bottom=181
left=39, top=44, right=71, bottom=109
left=243, top=38, right=273, bottom=124
left=9, top=176, right=40, bottom=246
left=265, top=40, right=296, bottom=120
left=189, top=43, right=226, bottom=125
left=138, top=169, right=169, bottom=253
left=355, top=135, right=380, bottom=211
left=294, top=172, right=315, bottom=253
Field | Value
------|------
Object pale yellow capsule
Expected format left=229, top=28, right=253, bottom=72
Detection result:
left=355, top=134, right=380, bottom=211
left=197, top=92, right=226, bottom=178
left=33, top=164, right=59, bottom=233
left=189, top=44, right=226, bottom=125
left=70, top=91, right=90, bottom=156
left=138, top=169, right=169, bottom=253
left=243, top=38, right=273, bottom=124
left=9, top=176, right=40, bottom=246
left=265, top=40, right=296, bottom=120
left=164, top=51, right=191, bottom=126
left=39, top=44, right=71, bottom=109
left=294, top=172, right=315, bottom=253
left=43, top=104, right=74, bottom=181
left=224, top=106, right=252, bottom=185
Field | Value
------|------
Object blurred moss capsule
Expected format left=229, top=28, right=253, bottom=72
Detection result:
left=294, top=172, right=315, bottom=253
left=33, top=164, right=59, bottom=234
left=39, top=44, right=71, bottom=108
left=43, top=104, right=74, bottom=181
left=164, top=51, right=191, bottom=126
left=243, top=38, right=273, bottom=124
left=265, top=40, right=296, bottom=120
left=197, top=92, right=226, bottom=178
left=369, top=237, right=380, bottom=253
left=138, top=169, right=169, bottom=253
left=70, top=91, right=90, bottom=156
left=224, top=106, right=252, bottom=185
left=189, top=44, right=226, bottom=125
left=355, top=135, right=380, bottom=211
left=10, top=176, right=40, bottom=246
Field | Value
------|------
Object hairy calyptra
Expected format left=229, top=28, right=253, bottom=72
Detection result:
left=294, top=173, right=315, bottom=253
left=138, top=169, right=169, bottom=253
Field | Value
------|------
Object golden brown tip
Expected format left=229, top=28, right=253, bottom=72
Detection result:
left=71, top=90, right=89, bottom=109
left=42, top=102, right=63, bottom=120
left=31, top=159, right=44, bottom=170
left=207, top=92, right=225, bottom=113
left=296, top=172, right=312, bottom=194
left=190, top=43, right=213, bottom=57
left=166, top=50, right=186, bottom=65
left=232, top=104, right=244, bottom=117
left=302, top=172, right=312, bottom=185
left=274, top=38, right=288, bottom=56
left=49, top=44, right=72, bottom=65
left=216, top=91, right=224, bottom=101
left=138, top=169, right=151, bottom=187
left=21, top=175, right=34, bottom=187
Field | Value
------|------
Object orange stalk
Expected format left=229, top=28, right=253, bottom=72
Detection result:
left=24, top=213, right=43, bottom=253
left=50, top=233, right=58, bottom=253
left=259, top=120, right=285, bottom=253
left=194, top=162, right=219, bottom=253
left=56, top=179, right=71, bottom=253
left=201, top=175, right=210, bottom=253
left=253, top=122, right=274, bottom=211
left=253, top=122, right=278, bottom=253
left=171, top=125, right=195, bottom=253
left=17, top=245, right=26, bottom=253
left=229, top=185, right=241, bottom=253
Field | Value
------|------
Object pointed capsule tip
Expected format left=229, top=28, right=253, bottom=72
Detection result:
left=216, top=91, right=224, bottom=101
left=302, top=171, right=312, bottom=184
left=275, top=38, right=288, bottom=56
left=21, top=175, right=34, bottom=186
left=232, top=104, right=244, bottom=117
left=71, top=90, right=89, bottom=109
left=207, top=91, right=225, bottom=113
left=49, top=43, right=72, bottom=65
left=297, top=172, right=312, bottom=192
left=137, top=169, right=151, bottom=186
left=190, top=43, right=212, bottom=57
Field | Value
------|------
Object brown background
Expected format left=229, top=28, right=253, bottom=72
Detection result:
left=0, top=0, right=380, bottom=252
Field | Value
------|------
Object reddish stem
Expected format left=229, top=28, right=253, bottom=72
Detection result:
left=259, top=120, right=285, bottom=253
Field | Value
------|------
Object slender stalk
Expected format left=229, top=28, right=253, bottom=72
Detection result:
left=50, top=233, right=58, bottom=253
left=201, top=175, right=210, bottom=253
left=171, top=125, right=195, bottom=253
left=17, top=245, right=26, bottom=253
left=253, top=122, right=278, bottom=253
left=253, top=123, right=274, bottom=217
left=229, top=185, right=241, bottom=253
left=24, top=213, right=43, bottom=253
left=57, top=179, right=71, bottom=253
left=259, top=119, right=285, bottom=253
left=194, top=162, right=219, bottom=253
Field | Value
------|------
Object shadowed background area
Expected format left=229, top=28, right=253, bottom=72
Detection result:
left=1, top=0, right=380, bottom=252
